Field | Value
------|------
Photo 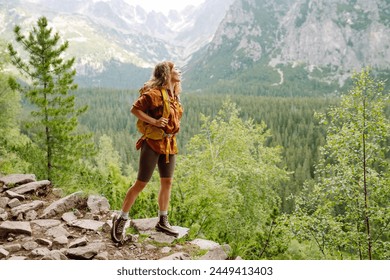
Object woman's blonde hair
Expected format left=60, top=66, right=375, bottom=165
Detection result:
left=141, top=61, right=182, bottom=95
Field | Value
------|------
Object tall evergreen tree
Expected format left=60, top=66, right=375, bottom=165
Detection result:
left=8, top=16, right=93, bottom=185
left=293, top=68, right=390, bottom=259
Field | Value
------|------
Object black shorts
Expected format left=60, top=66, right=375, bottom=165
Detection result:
left=137, top=142, right=176, bottom=182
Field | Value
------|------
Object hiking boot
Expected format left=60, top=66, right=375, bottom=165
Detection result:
left=111, top=214, right=127, bottom=243
left=155, top=215, right=179, bottom=237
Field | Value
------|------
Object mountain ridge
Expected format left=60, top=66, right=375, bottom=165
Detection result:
left=184, top=0, right=390, bottom=94
left=1, top=0, right=389, bottom=93
left=1, top=0, right=234, bottom=88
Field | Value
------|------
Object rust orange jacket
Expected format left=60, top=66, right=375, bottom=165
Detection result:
left=133, top=88, right=183, bottom=157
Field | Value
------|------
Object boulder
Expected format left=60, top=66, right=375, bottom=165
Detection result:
left=0, top=174, right=36, bottom=188
left=87, top=195, right=110, bottom=214
left=0, top=221, right=32, bottom=237
left=40, top=191, right=84, bottom=219
left=11, top=200, right=45, bottom=218
left=11, top=180, right=51, bottom=195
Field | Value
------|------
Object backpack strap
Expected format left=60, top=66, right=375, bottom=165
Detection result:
left=161, top=88, right=172, bottom=163
left=161, top=88, right=170, bottom=119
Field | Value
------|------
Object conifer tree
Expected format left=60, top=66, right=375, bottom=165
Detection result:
left=8, top=16, right=93, bottom=185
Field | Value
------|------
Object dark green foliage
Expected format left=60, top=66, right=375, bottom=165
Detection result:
left=0, top=40, right=31, bottom=173
left=187, top=63, right=344, bottom=97
left=170, top=101, right=290, bottom=259
left=293, top=68, right=390, bottom=259
left=8, top=17, right=94, bottom=186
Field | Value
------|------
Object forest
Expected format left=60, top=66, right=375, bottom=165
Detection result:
left=1, top=17, right=389, bottom=260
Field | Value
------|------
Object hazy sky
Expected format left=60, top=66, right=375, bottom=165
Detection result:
left=124, top=0, right=206, bottom=14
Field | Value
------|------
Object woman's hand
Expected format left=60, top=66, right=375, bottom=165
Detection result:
left=155, top=117, right=168, bottom=128
left=131, top=107, right=168, bottom=128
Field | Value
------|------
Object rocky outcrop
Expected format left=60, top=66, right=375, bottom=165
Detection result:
left=0, top=174, right=232, bottom=260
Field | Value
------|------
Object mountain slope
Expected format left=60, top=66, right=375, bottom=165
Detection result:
left=184, top=0, right=390, bottom=95
left=1, top=0, right=389, bottom=92
left=0, top=0, right=233, bottom=88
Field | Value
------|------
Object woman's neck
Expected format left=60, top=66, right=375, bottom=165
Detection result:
left=165, top=82, right=174, bottom=96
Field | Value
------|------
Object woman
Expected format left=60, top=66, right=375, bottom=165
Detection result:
left=111, top=61, right=183, bottom=243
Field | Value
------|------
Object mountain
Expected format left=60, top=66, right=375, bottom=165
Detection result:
left=1, top=0, right=389, bottom=93
left=0, top=0, right=234, bottom=88
left=184, top=0, right=390, bottom=95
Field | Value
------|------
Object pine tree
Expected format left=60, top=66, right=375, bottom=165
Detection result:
left=8, top=17, right=93, bottom=185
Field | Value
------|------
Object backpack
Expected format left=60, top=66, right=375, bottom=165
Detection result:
left=136, top=88, right=170, bottom=140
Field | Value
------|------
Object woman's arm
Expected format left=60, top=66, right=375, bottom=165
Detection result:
left=131, top=106, right=168, bottom=128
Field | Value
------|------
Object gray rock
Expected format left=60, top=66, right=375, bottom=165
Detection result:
left=8, top=255, right=28, bottom=260
left=35, top=238, right=53, bottom=247
left=31, top=219, right=61, bottom=229
left=11, top=180, right=51, bottom=195
left=62, top=212, right=78, bottom=223
left=51, top=188, right=63, bottom=197
left=0, top=221, right=32, bottom=237
left=150, top=226, right=189, bottom=244
left=53, top=235, right=68, bottom=246
left=100, top=222, right=111, bottom=233
left=69, top=236, right=88, bottom=248
left=8, top=198, right=22, bottom=208
left=66, top=242, right=106, bottom=260
left=131, top=217, right=158, bottom=232
left=87, top=195, right=110, bottom=214
left=0, top=174, right=36, bottom=188
left=25, top=210, right=38, bottom=221
left=94, top=251, right=109, bottom=260
left=69, top=219, right=105, bottom=231
left=0, top=197, right=10, bottom=208
left=5, top=190, right=25, bottom=200
left=22, top=241, right=39, bottom=251
left=113, top=251, right=124, bottom=259
left=150, top=232, right=176, bottom=244
left=190, top=238, right=220, bottom=250
left=41, top=250, right=68, bottom=260
left=161, top=247, right=171, bottom=254
left=0, top=211, right=8, bottom=221
left=132, top=217, right=188, bottom=240
left=31, top=247, right=51, bottom=257
left=40, top=191, right=84, bottom=219
left=0, top=248, right=9, bottom=259
left=159, top=252, right=191, bottom=260
left=3, top=243, right=22, bottom=253
left=11, top=200, right=45, bottom=217
left=145, top=244, right=157, bottom=250
left=45, top=225, right=70, bottom=238
left=200, top=244, right=231, bottom=260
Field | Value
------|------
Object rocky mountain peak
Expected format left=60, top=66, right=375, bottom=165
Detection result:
left=185, top=0, right=389, bottom=91
left=276, top=0, right=390, bottom=70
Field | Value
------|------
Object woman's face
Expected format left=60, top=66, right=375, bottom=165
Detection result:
left=170, top=67, right=181, bottom=83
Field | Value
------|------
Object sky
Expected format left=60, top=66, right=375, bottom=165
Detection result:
left=124, top=0, right=206, bottom=14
